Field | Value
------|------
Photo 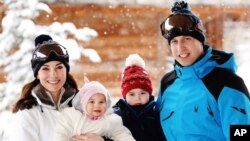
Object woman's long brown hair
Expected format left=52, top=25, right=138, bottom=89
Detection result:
left=12, top=73, right=78, bottom=113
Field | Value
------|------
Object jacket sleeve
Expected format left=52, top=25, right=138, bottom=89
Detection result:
left=155, top=86, right=162, bottom=112
left=156, top=70, right=176, bottom=112
left=8, top=110, right=39, bottom=141
left=53, top=108, right=75, bottom=141
left=108, top=114, right=136, bottom=141
left=218, top=78, right=250, bottom=141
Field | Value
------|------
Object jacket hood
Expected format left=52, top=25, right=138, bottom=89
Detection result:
left=175, top=46, right=237, bottom=79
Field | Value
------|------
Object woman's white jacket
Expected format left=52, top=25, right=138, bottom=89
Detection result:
left=54, top=107, right=135, bottom=141
left=7, top=84, right=76, bottom=141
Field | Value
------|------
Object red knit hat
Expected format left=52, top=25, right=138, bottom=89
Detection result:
left=121, top=54, right=152, bottom=98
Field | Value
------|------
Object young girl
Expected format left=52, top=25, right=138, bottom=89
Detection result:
left=8, top=34, right=111, bottom=141
left=113, top=54, right=166, bottom=141
left=54, top=77, right=135, bottom=141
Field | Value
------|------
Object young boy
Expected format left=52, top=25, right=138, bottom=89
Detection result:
left=54, top=77, right=135, bottom=141
left=113, top=54, right=166, bottom=141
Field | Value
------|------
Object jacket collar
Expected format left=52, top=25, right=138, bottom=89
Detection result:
left=115, top=96, right=155, bottom=116
left=175, top=46, right=237, bottom=79
left=32, top=83, right=76, bottom=110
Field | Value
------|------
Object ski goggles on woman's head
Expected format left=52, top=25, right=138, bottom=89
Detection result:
left=32, top=41, right=69, bottom=62
left=160, top=14, right=200, bottom=39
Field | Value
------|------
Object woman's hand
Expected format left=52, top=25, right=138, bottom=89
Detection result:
left=71, top=133, right=104, bottom=141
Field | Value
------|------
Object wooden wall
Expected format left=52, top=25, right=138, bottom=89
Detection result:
left=1, top=4, right=249, bottom=97
left=35, top=4, right=170, bottom=96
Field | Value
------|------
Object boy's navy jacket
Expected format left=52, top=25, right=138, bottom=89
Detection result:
left=113, top=96, right=167, bottom=141
left=156, top=46, right=250, bottom=141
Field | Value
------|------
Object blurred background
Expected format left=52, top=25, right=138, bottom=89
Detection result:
left=1, top=0, right=250, bottom=139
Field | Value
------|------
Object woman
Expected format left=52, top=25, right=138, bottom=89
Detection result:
left=8, top=34, right=112, bottom=141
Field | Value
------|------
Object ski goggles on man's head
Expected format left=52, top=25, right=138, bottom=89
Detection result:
left=32, top=41, right=69, bottom=62
left=160, top=14, right=201, bottom=39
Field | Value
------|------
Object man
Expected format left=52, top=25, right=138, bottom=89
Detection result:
left=156, top=1, right=250, bottom=141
